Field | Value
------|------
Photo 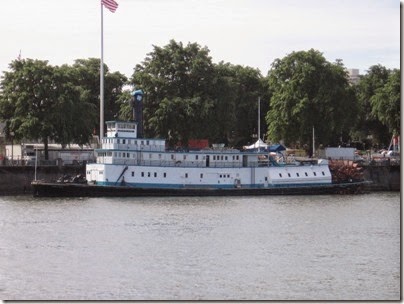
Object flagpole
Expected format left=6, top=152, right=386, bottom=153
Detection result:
left=100, top=2, right=105, bottom=141
left=258, top=97, right=261, bottom=141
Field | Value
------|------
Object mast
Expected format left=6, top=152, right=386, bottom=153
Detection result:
left=258, top=97, right=261, bottom=141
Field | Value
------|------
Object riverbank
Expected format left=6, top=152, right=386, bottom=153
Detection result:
left=0, top=165, right=85, bottom=195
left=362, top=163, right=400, bottom=191
left=0, top=164, right=399, bottom=195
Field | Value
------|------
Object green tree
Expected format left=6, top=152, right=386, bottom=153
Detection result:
left=150, top=96, right=213, bottom=146
left=354, top=64, right=391, bottom=147
left=51, top=64, right=97, bottom=146
left=71, top=58, right=127, bottom=136
left=370, top=69, right=400, bottom=136
left=130, top=40, right=215, bottom=142
left=0, top=59, right=96, bottom=159
left=265, top=49, right=357, bottom=151
left=211, top=62, right=267, bottom=146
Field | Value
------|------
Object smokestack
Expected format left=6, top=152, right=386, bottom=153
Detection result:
left=131, top=89, right=144, bottom=138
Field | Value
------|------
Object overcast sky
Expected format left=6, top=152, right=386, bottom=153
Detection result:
left=0, top=0, right=400, bottom=78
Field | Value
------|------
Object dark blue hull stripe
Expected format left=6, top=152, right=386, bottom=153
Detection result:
left=98, top=181, right=332, bottom=189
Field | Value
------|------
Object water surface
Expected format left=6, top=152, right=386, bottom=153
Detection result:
left=0, top=192, right=400, bottom=300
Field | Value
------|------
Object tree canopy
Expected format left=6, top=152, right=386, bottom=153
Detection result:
left=127, top=40, right=266, bottom=147
left=370, top=69, right=400, bottom=136
left=353, top=64, right=392, bottom=147
left=265, top=49, right=358, bottom=150
left=128, top=40, right=215, bottom=144
left=71, top=58, right=127, bottom=133
left=0, top=59, right=95, bottom=158
left=0, top=41, right=400, bottom=154
left=0, top=58, right=128, bottom=158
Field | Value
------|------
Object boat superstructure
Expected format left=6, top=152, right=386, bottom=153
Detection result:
left=85, top=120, right=332, bottom=190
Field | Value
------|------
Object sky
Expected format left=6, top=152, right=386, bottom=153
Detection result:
left=0, top=0, right=400, bottom=78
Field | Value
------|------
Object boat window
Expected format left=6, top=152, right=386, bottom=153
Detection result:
left=305, top=172, right=308, bottom=176
left=313, top=172, right=317, bottom=176
left=131, top=171, right=134, bottom=177
left=123, top=139, right=126, bottom=144
left=195, top=155, right=199, bottom=160
left=322, top=171, right=325, bottom=176
left=148, top=172, right=150, bottom=177
left=185, top=173, right=188, bottom=178
left=164, top=173, right=167, bottom=178
left=141, top=172, right=144, bottom=177
left=154, top=172, right=157, bottom=177
left=225, top=156, right=228, bottom=161
left=265, top=177, right=268, bottom=181
left=279, top=173, right=282, bottom=178
left=171, top=154, right=175, bottom=160
left=236, top=156, right=239, bottom=160
left=288, top=173, right=291, bottom=177
left=200, top=173, right=203, bottom=178
left=183, top=155, right=187, bottom=160
left=296, top=173, right=300, bottom=177
left=146, top=140, right=149, bottom=145
left=213, top=156, right=216, bottom=160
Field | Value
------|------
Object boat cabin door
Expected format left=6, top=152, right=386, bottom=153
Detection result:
left=89, top=169, right=98, bottom=182
left=206, top=155, right=210, bottom=167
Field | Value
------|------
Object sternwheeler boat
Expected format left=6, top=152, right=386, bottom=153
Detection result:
left=32, top=120, right=366, bottom=197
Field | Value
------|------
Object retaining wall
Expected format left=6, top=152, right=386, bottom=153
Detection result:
left=0, top=165, right=85, bottom=195
left=363, top=164, right=400, bottom=191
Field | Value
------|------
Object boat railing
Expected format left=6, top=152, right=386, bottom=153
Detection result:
left=99, top=158, right=263, bottom=168
left=104, top=144, right=166, bottom=152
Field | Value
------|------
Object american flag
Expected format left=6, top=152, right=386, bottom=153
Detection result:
left=102, top=0, right=118, bottom=13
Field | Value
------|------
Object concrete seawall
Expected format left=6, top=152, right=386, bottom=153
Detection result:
left=0, top=164, right=400, bottom=196
left=0, top=165, right=85, bottom=195
left=363, top=164, right=400, bottom=191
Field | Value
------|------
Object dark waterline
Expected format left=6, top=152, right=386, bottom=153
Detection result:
left=0, top=192, right=400, bottom=300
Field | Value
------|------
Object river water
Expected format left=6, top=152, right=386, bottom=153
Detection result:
left=0, top=192, right=400, bottom=300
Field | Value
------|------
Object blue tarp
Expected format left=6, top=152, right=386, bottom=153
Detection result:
left=268, top=144, right=286, bottom=152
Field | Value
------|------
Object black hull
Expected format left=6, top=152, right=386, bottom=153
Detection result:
left=32, top=181, right=367, bottom=197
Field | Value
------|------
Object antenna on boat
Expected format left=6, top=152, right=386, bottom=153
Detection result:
left=34, top=148, right=38, bottom=181
left=312, top=126, right=315, bottom=158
